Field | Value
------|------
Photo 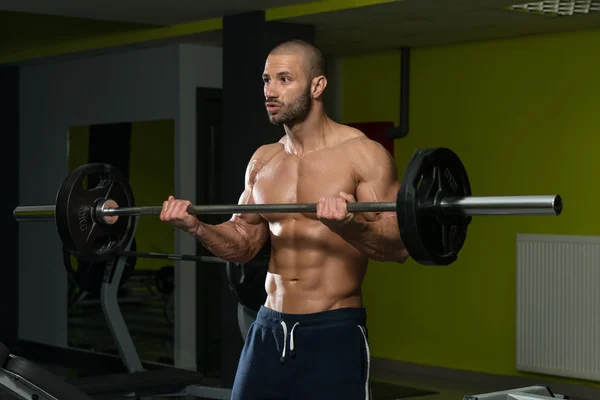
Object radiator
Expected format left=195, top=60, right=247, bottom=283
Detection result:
left=516, top=233, right=600, bottom=381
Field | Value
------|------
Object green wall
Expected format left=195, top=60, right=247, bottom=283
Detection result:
left=129, top=119, right=175, bottom=270
left=68, top=119, right=175, bottom=272
left=340, top=27, right=600, bottom=382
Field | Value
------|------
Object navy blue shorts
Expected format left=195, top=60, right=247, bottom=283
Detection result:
left=231, top=305, right=371, bottom=400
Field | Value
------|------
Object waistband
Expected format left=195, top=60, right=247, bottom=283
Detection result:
left=256, top=305, right=366, bottom=329
left=255, top=305, right=369, bottom=367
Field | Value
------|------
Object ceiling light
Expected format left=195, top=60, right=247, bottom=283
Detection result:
left=508, top=0, right=600, bottom=16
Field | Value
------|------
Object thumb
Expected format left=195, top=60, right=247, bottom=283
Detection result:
left=339, top=191, right=356, bottom=202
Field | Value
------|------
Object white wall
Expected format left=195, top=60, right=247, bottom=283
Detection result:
left=175, top=43, right=223, bottom=370
left=18, top=43, right=222, bottom=359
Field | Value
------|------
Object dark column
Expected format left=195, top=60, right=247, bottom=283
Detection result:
left=87, top=122, right=132, bottom=180
left=220, top=11, right=315, bottom=387
left=0, top=66, right=20, bottom=343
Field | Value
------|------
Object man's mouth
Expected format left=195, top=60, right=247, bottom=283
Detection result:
left=266, top=103, right=281, bottom=113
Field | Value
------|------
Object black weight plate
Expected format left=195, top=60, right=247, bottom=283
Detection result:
left=55, top=163, right=136, bottom=262
left=226, top=239, right=270, bottom=312
left=397, top=148, right=472, bottom=265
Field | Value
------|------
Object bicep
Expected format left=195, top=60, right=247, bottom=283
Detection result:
left=354, top=143, right=400, bottom=222
left=231, top=185, right=267, bottom=228
left=228, top=164, right=269, bottom=247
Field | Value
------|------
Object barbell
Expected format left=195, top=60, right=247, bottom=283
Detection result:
left=13, top=147, right=562, bottom=265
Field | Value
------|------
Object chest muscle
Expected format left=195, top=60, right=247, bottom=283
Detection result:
left=252, top=152, right=355, bottom=220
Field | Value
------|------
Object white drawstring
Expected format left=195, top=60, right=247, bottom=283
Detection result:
left=358, top=325, right=371, bottom=400
left=279, top=321, right=300, bottom=363
left=290, top=321, right=299, bottom=357
left=280, top=321, right=287, bottom=363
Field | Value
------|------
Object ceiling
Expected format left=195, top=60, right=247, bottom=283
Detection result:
left=291, top=0, right=600, bottom=55
left=0, top=0, right=321, bottom=25
left=1, top=0, right=600, bottom=59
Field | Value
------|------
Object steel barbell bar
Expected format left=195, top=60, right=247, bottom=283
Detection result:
left=13, top=194, right=561, bottom=222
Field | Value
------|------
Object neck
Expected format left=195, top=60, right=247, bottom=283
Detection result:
left=283, top=106, right=332, bottom=155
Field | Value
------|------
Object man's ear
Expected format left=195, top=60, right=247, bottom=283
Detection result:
left=311, top=76, right=327, bottom=98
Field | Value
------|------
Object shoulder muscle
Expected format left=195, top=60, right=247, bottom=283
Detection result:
left=345, top=136, right=397, bottom=185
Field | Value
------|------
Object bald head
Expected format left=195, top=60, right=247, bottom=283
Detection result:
left=268, top=39, right=326, bottom=81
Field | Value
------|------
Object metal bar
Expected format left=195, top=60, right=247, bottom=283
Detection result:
left=13, top=205, right=55, bottom=222
left=103, top=201, right=397, bottom=216
left=13, top=202, right=397, bottom=220
left=101, top=222, right=144, bottom=374
left=0, top=368, right=59, bottom=400
left=116, top=250, right=227, bottom=264
left=12, top=194, right=562, bottom=222
left=438, top=194, right=562, bottom=216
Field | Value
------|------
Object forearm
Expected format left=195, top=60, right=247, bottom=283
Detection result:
left=190, top=220, right=256, bottom=264
left=336, top=215, right=409, bottom=263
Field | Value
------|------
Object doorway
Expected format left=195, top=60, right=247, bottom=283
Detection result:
left=195, top=87, right=224, bottom=378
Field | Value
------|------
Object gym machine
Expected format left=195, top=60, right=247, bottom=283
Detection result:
left=0, top=340, right=95, bottom=400
left=3, top=219, right=236, bottom=399
left=464, top=385, right=568, bottom=399
left=64, top=219, right=234, bottom=399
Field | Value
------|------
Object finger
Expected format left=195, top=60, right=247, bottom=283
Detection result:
left=176, top=200, right=191, bottom=217
left=336, top=198, right=348, bottom=218
left=160, top=200, right=169, bottom=220
left=316, top=197, right=326, bottom=218
left=165, top=198, right=180, bottom=219
left=329, top=197, right=340, bottom=218
left=321, top=197, right=334, bottom=219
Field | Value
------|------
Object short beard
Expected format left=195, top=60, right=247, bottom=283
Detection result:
left=268, top=85, right=312, bottom=126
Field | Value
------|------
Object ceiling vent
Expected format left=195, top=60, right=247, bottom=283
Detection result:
left=508, top=0, right=600, bottom=16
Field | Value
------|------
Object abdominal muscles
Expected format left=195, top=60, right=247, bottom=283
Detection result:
left=263, top=217, right=368, bottom=314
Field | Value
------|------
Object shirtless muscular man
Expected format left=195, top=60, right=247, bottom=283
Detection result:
left=160, top=39, right=409, bottom=400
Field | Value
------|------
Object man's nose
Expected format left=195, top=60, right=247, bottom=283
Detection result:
left=264, top=84, right=278, bottom=99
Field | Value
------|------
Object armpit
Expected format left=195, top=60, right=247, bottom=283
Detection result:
left=246, top=144, right=284, bottom=187
left=247, top=158, right=266, bottom=187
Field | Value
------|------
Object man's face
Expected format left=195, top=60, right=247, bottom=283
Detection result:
left=262, top=54, right=312, bottom=126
